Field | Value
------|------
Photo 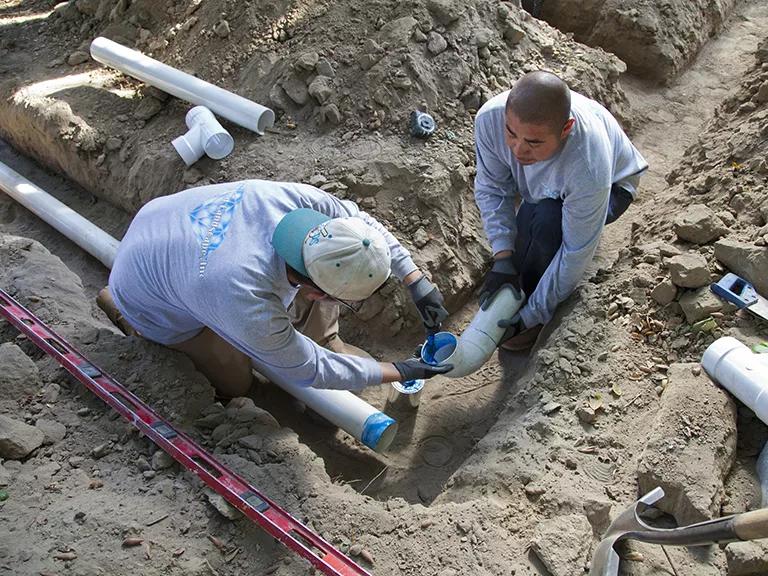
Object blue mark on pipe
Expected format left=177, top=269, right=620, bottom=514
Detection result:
left=361, top=412, right=395, bottom=450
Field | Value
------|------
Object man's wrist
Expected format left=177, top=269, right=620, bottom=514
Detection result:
left=493, top=250, right=514, bottom=260
left=403, top=270, right=424, bottom=286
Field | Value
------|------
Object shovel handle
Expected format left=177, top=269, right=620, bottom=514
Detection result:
left=733, top=508, right=768, bottom=541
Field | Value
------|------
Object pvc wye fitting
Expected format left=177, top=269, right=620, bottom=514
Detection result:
left=172, top=106, right=234, bottom=166
left=421, top=286, right=524, bottom=378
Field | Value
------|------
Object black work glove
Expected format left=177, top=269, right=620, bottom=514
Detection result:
left=497, top=313, right=525, bottom=344
left=393, top=358, right=453, bottom=381
left=605, top=186, right=633, bottom=225
left=407, top=275, right=449, bottom=334
left=478, top=256, right=521, bottom=310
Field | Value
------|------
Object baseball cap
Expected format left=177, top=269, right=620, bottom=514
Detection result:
left=272, top=208, right=391, bottom=301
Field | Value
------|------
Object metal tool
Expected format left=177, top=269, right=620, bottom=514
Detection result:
left=711, top=273, right=768, bottom=321
left=0, top=289, right=371, bottom=576
left=590, top=487, right=768, bottom=576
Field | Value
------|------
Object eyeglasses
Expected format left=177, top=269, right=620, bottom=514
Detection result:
left=292, top=276, right=366, bottom=314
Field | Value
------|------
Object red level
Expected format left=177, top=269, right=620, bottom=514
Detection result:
left=0, top=288, right=371, bottom=576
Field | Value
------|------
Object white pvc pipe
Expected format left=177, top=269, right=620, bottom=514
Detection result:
left=172, top=106, right=234, bottom=166
left=265, top=371, right=398, bottom=452
left=90, top=37, right=275, bottom=135
left=0, top=160, right=119, bottom=268
left=421, top=286, right=524, bottom=378
left=702, top=336, right=768, bottom=424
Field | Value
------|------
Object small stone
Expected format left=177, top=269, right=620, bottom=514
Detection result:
left=35, top=419, right=67, bottom=445
left=314, top=58, right=334, bottom=77
left=0, top=415, right=44, bottom=459
left=755, top=80, right=768, bottom=104
left=674, top=204, right=728, bottom=245
left=105, top=137, right=123, bottom=152
left=583, top=499, right=612, bottom=535
left=77, top=407, right=91, bottom=417
left=504, top=25, right=525, bottom=44
left=308, top=75, right=334, bottom=104
left=296, top=52, right=319, bottom=71
left=136, top=457, right=151, bottom=472
left=205, top=489, right=241, bottom=520
left=679, top=287, right=733, bottom=323
left=725, top=540, right=768, bottom=575
left=308, top=174, right=328, bottom=187
left=542, top=402, right=562, bottom=415
left=213, top=20, right=231, bottom=38
left=281, top=75, right=309, bottom=105
left=426, top=0, right=462, bottom=25
left=67, top=51, right=90, bottom=66
left=576, top=406, right=597, bottom=424
left=133, top=97, right=164, bottom=121
left=667, top=253, right=711, bottom=288
left=320, top=104, right=342, bottom=125
left=427, top=32, right=448, bottom=55
left=68, top=456, right=85, bottom=468
left=151, top=450, right=175, bottom=470
left=650, top=279, right=677, bottom=305
left=530, top=515, right=592, bottom=576
left=143, top=470, right=156, bottom=480
left=413, top=228, right=430, bottom=248
left=91, top=443, right=111, bottom=459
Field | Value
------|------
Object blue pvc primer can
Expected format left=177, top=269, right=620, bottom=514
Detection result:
left=421, top=331, right=458, bottom=365
left=361, top=411, right=397, bottom=451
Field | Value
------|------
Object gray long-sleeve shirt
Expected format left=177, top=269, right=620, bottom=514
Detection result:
left=109, top=180, right=418, bottom=391
left=474, top=90, right=648, bottom=327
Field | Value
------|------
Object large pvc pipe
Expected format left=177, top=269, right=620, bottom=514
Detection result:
left=90, top=37, right=275, bottom=135
left=267, top=371, right=398, bottom=452
left=422, top=286, right=524, bottom=378
left=172, top=106, right=234, bottom=166
left=0, top=160, right=119, bottom=268
left=702, top=336, right=768, bottom=424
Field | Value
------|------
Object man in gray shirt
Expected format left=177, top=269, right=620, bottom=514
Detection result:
left=98, top=180, right=450, bottom=398
left=474, top=71, right=648, bottom=350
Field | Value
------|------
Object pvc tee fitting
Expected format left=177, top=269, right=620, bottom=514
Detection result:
left=172, top=106, right=234, bottom=166
left=421, top=286, right=524, bottom=378
left=702, top=336, right=768, bottom=424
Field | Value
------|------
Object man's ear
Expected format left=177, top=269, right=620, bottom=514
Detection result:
left=560, top=118, right=576, bottom=140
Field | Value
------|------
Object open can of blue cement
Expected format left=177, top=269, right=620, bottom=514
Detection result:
left=387, top=379, right=424, bottom=410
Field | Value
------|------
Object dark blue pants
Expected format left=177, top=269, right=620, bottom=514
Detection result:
left=511, top=185, right=631, bottom=299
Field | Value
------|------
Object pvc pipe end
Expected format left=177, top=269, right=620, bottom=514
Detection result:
left=257, top=109, right=275, bottom=135
left=172, top=134, right=203, bottom=166
left=203, top=132, right=234, bottom=160
left=361, top=412, right=397, bottom=452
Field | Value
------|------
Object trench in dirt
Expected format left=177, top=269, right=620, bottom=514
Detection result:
left=2, top=0, right=767, bottom=510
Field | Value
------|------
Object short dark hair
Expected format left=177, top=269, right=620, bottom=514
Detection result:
left=505, top=71, right=571, bottom=134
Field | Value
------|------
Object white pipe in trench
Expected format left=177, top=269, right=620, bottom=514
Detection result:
left=0, top=160, right=396, bottom=451
left=0, top=160, right=119, bottom=268
left=90, top=37, right=275, bottom=135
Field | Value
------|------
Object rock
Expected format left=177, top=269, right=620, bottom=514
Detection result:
left=133, top=97, right=164, bottom=121
left=205, top=489, right=241, bottom=520
left=75, top=0, right=100, bottom=16
left=225, top=398, right=279, bottom=428
left=650, top=279, right=677, bottom=305
left=725, top=540, right=768, bottom=575
left=105, top=137, right=123, bottom=152
left=281, top=74, right=309, bottom=105
left=151, top=450, right=175, bottom=470
left=576, top=405, right=597, bottom=424
left=475, top=28, right=493, bottom=48
left=320, top=104, right=342, bottom=125
left=91, top=443, right=111, bottom=459
left=213, top=20, right=230, bottom=38
left=714, top=239, right=768, bottom=296
left=679, top=287, right=735, bottom=323
left=67, top=51, right=90, bottom=66
left=530, top=514, right=591, bottom=576
left=755, top=80, right=768, bottom=104
left=315, top=58, right=334, bottom=77
left=667, top=253, right=711, bottom=288
left=35, top=419, right=67, bottom=445
left=504, top=24, right=526, bottom=44
left=68, top=456, right=85, bottom=468
left=583, top=499, right=612, bottom=535
left=674, top=204, right=728, bottom=245
left=0, top=343, right=41, bottom=399
left=307, top=75, right=334, bottom=104
left=0, top=415, right=44, bottom=459
left=636, top=363, right=736, bottom=525
left=427, top=32, right=448, bottom=55
left=426, top=0, right=461, bottom=25
left=295, top=52, right=319, bottom=71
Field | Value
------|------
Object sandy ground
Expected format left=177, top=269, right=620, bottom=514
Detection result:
left=1, top=1, right=768, bottom=575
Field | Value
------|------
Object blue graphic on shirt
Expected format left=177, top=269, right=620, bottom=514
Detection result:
left=189, top=185, right=244, bottom=278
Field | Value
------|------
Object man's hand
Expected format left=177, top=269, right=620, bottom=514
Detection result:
left=497, top=313, right=525, bottom=343
left=393, top=358, right=453, bottom=381
left=407, top=275, right=449, bottom=334
left=479, top=256, right=521, bottom=310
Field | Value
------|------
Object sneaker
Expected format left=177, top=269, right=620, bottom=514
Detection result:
left=96, top=287, right=139, bottom=337
left=499, top=324, right=543, bottom=352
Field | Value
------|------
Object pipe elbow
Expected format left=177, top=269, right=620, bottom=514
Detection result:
left=172, top=106, right=234, bottom=166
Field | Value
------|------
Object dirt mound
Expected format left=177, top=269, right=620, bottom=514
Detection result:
left=540, top=0, right=737, bottom=83
left=0, top=0, right=629, bottom=336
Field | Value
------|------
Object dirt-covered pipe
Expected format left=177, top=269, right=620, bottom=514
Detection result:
left=0, top=160, right=119, bottom=268
left=172, top=106, right=234, bottom=166
left=422, top=286, right=524, bottom=378
left=90, top=37, right=275, bottom=135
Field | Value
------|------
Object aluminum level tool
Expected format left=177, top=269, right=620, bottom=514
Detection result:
left=0, top=289, right=370, bottom=576
left=711, top=273, right=768, bottom=321
left=590, top=487, right=768, bottom=576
